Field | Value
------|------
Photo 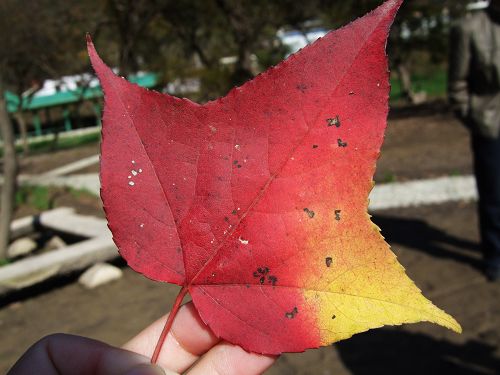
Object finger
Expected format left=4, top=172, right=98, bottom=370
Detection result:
left=8, top=333, right=164, bottom=375
left=124, top=301, right=220, bottom=374
left=186, top=342, right=276, bottom=375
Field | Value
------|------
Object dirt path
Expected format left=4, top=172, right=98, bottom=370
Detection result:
left=1, top=201, right=499, bottom=374
left=375, top=110, right=472, bottom=183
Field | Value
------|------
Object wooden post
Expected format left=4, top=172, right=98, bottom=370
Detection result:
left=45, top=108, right=52, bottom=133
left=63, top=106, right=72, bottom=131
left=32, top=111, right=42, bottom=136
left=93, top=101, right=102, bottom=126
left=0, top=79, right=18, bottom=259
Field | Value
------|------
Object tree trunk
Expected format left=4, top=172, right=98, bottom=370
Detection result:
left=0, top=80, right=18, bottom=259
left=119, top=42, right=133, bottom=77
left=13, top=112, right=29, bottom=156
left=233, top=47, right=254, bottom=85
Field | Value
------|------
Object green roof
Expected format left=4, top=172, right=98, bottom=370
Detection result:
left=6, top=72, right=159, bottom=113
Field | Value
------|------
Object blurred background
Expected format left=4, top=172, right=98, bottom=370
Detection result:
left=1, top=0, right=499, bottom=374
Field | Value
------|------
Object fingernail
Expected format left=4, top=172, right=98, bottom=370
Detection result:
left=124, top=363, right=166, bottom=375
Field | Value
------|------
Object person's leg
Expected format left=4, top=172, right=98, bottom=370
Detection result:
left=472, top=134, right=500, bottom=280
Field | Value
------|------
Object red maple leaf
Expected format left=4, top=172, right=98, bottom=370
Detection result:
left=88, top=0, right=460, bottom=360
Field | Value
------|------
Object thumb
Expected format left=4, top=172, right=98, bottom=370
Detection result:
left=8, top=333, right=165, bottom=375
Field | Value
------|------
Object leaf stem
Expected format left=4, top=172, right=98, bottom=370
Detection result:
left=151, top=286, right=189, bottom=364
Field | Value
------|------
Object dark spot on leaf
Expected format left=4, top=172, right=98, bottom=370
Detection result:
left=349, top=91, right=355, bottom=95
left=237, top=164, right=242, bottom=168
left=312, top=145, right=319, bottom=149
left=232, top=210, right=238, bottom=215
left=262, top=267, right=270, bottom=274
left=335, top=210, right=342, bottom=221
left=233, top=160, right=238, bottom=165
left=254, top=267, right=277, bottom=286
left=297, top=83, right=308, bottom=92
left=224, top=216, right=230, bottom=222
left=246, top=284, right=250, bottom=288
left=337, top=139, right=347, bottom=147
left=327, top=116, right=341, bottom=127
left=285, top=307, right=299, bottom=319
left=268, top=275, right=278, bottom=286
left=303, top=208, right=315, bottom=218
left=332, top=314, right=337, bottom=319
left=326, top=257, right=333, bottom=267
left=254, top=267, right=270, bottom=278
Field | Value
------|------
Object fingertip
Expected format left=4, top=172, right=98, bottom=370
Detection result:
left=171, top=302, right=219, bottom=355
left=187, top=342, right=277, bottom=375
left=8, top=334, right=154, bottom=375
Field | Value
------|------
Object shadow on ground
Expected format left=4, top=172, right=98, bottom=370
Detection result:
left=372, top=214, right=483, bottom=271
left=336, top=329, right=499, bottom=375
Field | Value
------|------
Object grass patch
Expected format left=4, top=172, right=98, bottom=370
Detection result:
left=381, top=172, right=397, bottom=183
left=24, top=132, right=100, bottom=153
left=0, top=258, right=11, bottom=267
left=0, top=131, right=100, bottom=157
left=390, top=69, right=447, bottom=101
left=15, top=185, right=96, bottom=212
left=15, top=185, right=52, bottom=211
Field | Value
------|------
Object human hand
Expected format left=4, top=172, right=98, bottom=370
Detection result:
left=8, top=301, right=276, bottom=375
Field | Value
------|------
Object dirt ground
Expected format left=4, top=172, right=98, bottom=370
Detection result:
left=2, top=103, right=498, bottom=374
left=375, top=102, right=473, bottom=182
left=1, top=201, right=498, bottom=374
left=18, top=143, right=99, bottom=175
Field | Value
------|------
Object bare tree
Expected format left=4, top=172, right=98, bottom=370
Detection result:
left=100, top=0, right=164, bottom=76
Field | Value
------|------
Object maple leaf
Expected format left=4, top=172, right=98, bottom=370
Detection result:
left=88, top=0, right=460, bottom=359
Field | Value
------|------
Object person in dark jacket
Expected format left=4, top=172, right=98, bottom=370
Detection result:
left=449, top=0, right=500, bottom=281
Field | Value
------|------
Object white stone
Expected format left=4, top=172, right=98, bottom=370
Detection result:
left=7, top=238, right=37, bottom=258
left=46, top=236, right=67, bottom=250
left=78, top=262, right=122, bottom=289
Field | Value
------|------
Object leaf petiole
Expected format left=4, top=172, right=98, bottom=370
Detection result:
left=151, top=286, right=189, bottom=364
